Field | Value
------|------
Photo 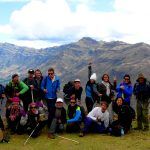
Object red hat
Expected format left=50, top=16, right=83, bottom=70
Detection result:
left=11, top=97, right=20, bottom=103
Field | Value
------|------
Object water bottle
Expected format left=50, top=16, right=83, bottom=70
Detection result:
left=121, top=127, right=124, bottom=136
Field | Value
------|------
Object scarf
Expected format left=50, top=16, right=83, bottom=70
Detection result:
left=102, top=81, right=110, bottom=96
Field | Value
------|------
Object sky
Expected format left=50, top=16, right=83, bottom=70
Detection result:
left=0, top=0, right=150, bottom=48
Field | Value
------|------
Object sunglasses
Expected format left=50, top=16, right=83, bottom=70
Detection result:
left=30, top=107, right=36, bottom=109
left=70, top=101, right=76, bottom=104
left=124, top=78, right=130, bottom=81
left=48, top=73, right=54, bottom=75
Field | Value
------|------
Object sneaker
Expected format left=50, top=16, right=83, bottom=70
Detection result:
left=48, top=133, right=55, bottom=139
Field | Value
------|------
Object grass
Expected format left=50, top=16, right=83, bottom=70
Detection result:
left=0, top=129, right=150, bottom=150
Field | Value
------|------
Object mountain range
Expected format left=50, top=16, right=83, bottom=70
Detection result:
left=0, top=37, right=150, bottom=85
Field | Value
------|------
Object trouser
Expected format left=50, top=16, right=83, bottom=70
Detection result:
left=108, top=102, right=114, bottom=124
left=85, top=97, right=94, bottom=113
left=137, top=100, right=149, bottom=129
left=49, top=118, right=64, bottom=134
left=46, top=98, right=56, bottom=127
left=0, top=97, right=7, bottom=117
left=27, top=121, right=46, bottom=138
left=0, top=116, right=4, bottom=130
left=83, top=117, right=106, bottom=133
left=22, top=95, right=32, bottom=112
left=66, top=122, right=82, bottom=133
left=8, top=119, right=20, bottom=133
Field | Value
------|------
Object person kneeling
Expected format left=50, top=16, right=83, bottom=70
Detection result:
left=48, top=98, right=66, bottom=139
left=109, top=97, right=134, bottom=136
left=22, top=102, right=46, bottom=138
left=80, top=101, right=109, bottom=137
left=66, top=99, right=82, bottom=133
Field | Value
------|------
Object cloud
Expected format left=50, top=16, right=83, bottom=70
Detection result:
left=0, top=0, right=30, bottom=2
left=0, top=25, right=12, bottom=34
left=1, top=0, right=150, bottom=48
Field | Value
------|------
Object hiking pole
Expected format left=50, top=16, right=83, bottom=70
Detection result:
left=24, top=123, right=39, bottom=145
left=31, top=89, right=34, bottom=103
left=56, top=134, right=79, bottom=144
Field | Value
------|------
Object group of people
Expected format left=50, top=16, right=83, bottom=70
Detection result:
left=0, top=65, right=149, bottom=143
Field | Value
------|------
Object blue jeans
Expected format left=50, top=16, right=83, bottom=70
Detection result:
left=83, top=117, right=106, bottom=133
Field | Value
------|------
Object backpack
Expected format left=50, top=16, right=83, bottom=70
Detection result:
left=63, top=81, right=74, bottom=99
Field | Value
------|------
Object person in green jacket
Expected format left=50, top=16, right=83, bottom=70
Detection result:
left=5, top=74, right=29, bottom=110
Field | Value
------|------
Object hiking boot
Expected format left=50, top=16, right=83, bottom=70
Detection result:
left=48, top=133, right=55, bottom=139
left=0, top=139, right=9, bottom=143
left=142, top=128, right=149, bottom=132
left=79, top=132, right=84, bottom=137
left=134, top=127, right=142, bottom=130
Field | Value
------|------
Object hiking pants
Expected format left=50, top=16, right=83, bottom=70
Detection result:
left=49, top=118, right=64, bottom=134
left=137, top=100, right=149, bottom=130
left=85, top=97, right=94, bottom=113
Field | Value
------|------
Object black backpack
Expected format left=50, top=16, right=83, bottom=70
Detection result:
left=63, top=81, right=74, bottom=97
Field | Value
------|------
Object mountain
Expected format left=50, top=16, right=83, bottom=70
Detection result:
left=0, top=37, right=150, bottom=85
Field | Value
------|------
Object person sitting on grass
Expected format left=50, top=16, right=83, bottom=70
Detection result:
left=48, top=98, right=66, bottom=139
left=6, top=97, right=25, bottom=135
left=109, top=97, right=134, bottom=136
left=21, top=102, right=47, bottom=138
left=80, top=101, right=109, bottom=137
left=66, top=98, right=82, bottom=133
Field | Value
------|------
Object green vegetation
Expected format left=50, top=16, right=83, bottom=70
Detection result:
left=1, top=130, right=150, bottom=150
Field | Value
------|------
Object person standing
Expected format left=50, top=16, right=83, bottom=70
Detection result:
left=133, top=73, right=150, bottom=131
left=85, top=73, right=101, bottom=113
left=116, top=74, right=133, bottom=106
left=34, top=69, right=44, bottom=101
left=5, top=74, right=29, bottom=111
left=23, top=69, right=36, bottom=111
left=41, top=68, right=60, bottom=117
left=98, top=74, right=117, bottom=105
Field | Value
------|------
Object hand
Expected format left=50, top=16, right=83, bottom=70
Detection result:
left=44, top=89, right=48, bottom=93
left=113, top=76, right=117, bottom=81
left=30, top=85, right=34, bottom=90
left=96, top=117, right=101, bottom=122
left=58, top=119, right=61, bottom=123
left=120, top=86, right=124, bottom=90
left=98, top=94, right=102, bottom=97
left=16, top=93, right=20, bottom=96
left=1, top=94, right=6, bottom=98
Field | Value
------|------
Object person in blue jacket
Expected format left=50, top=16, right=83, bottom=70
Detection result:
left=116, top=74, right=133, bottom=106
left=66, top=98, right=82, bottom=133
left=41, top=68, right=60, bottom=119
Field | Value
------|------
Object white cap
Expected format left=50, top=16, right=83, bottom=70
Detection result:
left=74, top=79, right=81, bottom=82
left=90, top=73, right=97, bottom=81
left=56, top=98, right=63, bottom=103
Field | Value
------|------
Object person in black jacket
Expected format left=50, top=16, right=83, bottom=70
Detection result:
left=98, top=74, right=117, bottom=123
left=98, top=74, right=116, bottom=104
left=63, top=79, right=83, bottom=105
left=34, top=69, right=44, bottom=101
left=23, top=69, right=36, bottom=111
left=48, top=98, right=66, bottom=139
left=133, top=73, right=150, bottom=131
left=109, top=97, right=134, bottom=136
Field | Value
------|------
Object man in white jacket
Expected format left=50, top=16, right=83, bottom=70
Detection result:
left=80, top=101, right=109, bottom=136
